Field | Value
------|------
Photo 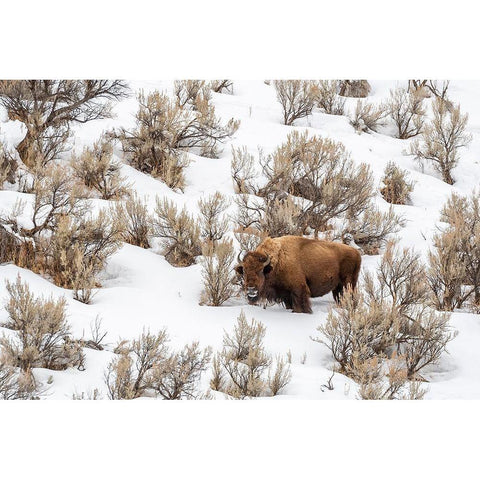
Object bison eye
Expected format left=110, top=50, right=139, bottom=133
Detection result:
left=263, top=264, right=273, bottom=275
left=235, top=265, right=244, bottom=275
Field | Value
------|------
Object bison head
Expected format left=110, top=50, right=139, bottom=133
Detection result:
left=235, top=251, right=273, bottom=304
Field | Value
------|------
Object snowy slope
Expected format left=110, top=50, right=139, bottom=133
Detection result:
left=1, top=80, right=480, bottom=400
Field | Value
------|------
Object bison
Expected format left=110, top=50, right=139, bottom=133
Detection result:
left=235, top=235, right=361, bottom=314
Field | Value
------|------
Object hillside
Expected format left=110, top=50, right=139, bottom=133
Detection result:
left=1, top=80, right=479, bottom=400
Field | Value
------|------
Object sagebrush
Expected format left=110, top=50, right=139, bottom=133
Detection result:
left=210, top=311, right=291, bottom=398
left=380, top=161, right=414, bottom=205
left=151, top=197, right=202, bottom=266
left=0, top=276, right=84, bottom=372
left=410, top=98, right=471, bottom=185
left=105, top=329, right=211, bottom=400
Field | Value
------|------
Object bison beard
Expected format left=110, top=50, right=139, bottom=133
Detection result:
left=235, top=235, right=361, bottom=314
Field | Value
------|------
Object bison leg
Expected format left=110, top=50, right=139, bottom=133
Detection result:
left=337, top=261, right=361, bottom=302
left=332, top=284, right=344, bottom=304
left=291, top=285, right=312, bottom=314
left=283, top=296, right=293, bottom=310
left=344, top=260, right=361, bottom=291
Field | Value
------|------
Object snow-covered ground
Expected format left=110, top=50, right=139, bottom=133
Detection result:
left=1, top=80, right=480, bottom=400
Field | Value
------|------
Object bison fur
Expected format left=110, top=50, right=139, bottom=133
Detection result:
left=235, top=235, right=361, bottom=314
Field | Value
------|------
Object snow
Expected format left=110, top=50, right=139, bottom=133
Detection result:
left=1, top=80, right=480, bottom=399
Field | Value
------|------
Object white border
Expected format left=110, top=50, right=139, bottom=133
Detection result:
left=0, top=401, right=478, bottom=479
left=2, top=0, right=479, bottom=78
left=1, top=1, right=479, bottom=478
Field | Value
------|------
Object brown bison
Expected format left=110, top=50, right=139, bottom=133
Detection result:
left=235, top=235, right=361, bottom=314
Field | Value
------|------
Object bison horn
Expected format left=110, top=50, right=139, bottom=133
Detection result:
left=237, top=251, right=244, bottom=264
left=262, top=254, right=271, bottom=267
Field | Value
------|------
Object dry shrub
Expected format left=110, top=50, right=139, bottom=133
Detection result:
left=71, top=136, right=131, bottom=199
left=7, top=121, right=71, bottom=171
left=209, top=80, right=234, bottom=94
left=116, top=91, right=191, bottom=190
left=200, top=240, right=237, bottom=306
left=174, top=80, right=210, bottom=108
left=106, top=329, right=169, bottom=399
left=0, top=166, right=123, bottom=296
left=232, top=132, right=374, bottom=241
left=427, top=80, right=450, bottom=100
left=273, top=80, right=317, bottom=125
left=410, top=98, right=472, bottom=185
left=0, top=80, right=129, bottom=169
left=314, top=289, right=401, bottom=377
left=406, top=80, right=430, bottom=98
left=427, top=191, right=480, bottom=311
left=71, top=389, right=102, bottom=400
left=439, top=191, right=468, bottom=226
left=113, top=194, right=152, bottom=249
left=0, top=164, right=88, bottom=268
left=147, top=342, right=211, bottom=399
left=231, top=146, right=257, bottom=194
left=342, top=206, right=405, bottom=255
left=366, top=243, right=457, bottom=373
left=0, top=139, right=17, bottom=185
left=384, top=87, right=425, bottom=139
left=117, top=90, right=239, bottom=189
left=362, top=242, right=440, bottom=353
left=268, top=356, right=292, bottom=396
left=233, top=226, right=265, bottom=259
left=80, top=316, right=108, bottom=351
left=401, top=308, right=456, bottom=378
left=315, top=244, right=456, bottom=390
left=23, top=125, right=72, bottom=169
left=380, top=161, right=415, bottom=205
left=0, top=352, right=40, bottom=399
left=261, top=130, right=374, bottom=235
left=0, top=352, right=24, bottom=399
left=260, top=195, right=304, bottom=237
left=71, top=247, right=97, bottom=304
left=178, top=87, right=240, bottom=158
left=210, top=311, right=291, bottom=398
left=315, top=80, right=345, bottom=115
left=38, top=210, right=124, bottom=293
left=105, top=353, right=137, bottom=399
left=234, top=193, right=304, bottom=240
left=441, top=192, right=480, bottom=306
left=0, top=225, right=17, bottom=263
left=339, top=80, right=371, bottom=98
left=21, top=163, right=87, bottom=237
left=349, top=100, right=387, bottom=134
left=467, top=299, right=480, bottom=315
left=105, top=328, right=211, bottom=400
left=209, top=355, right=224, bottom=392
left=315, top=290, right=454, bottom=387
left=0, top=222, right=35, bottom=267
left=363, top=242, right=430, bottom=318
left=152, top=197, right=202, bottom=266
left=198, top=191, right=230, bottom=245
left=0, top=275, right=84, bottom=372
left=356, top=355, right=426, bottom=400
left=408, top=80, right=449, bottom=100
left=427, top=229, right=466, bottom=311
